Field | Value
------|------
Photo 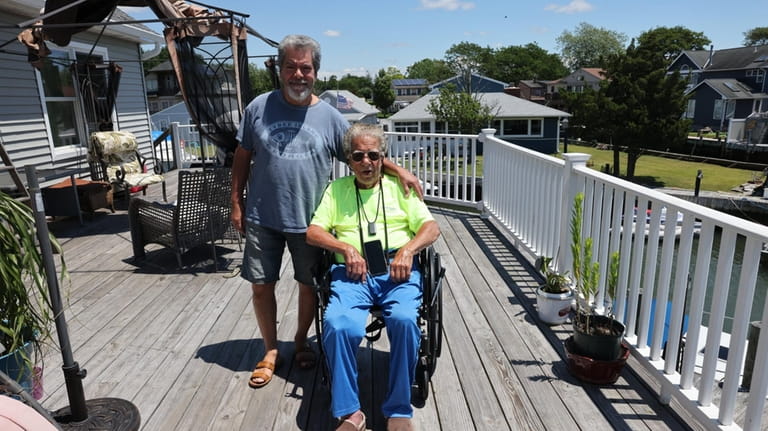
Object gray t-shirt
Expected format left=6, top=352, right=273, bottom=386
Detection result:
left=236, top=90, right=349, bottom=233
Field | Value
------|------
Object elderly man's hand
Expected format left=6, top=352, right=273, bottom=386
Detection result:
left=389, top=249, right=414, bottom=282
left=343, top=246, right=368, bottom=282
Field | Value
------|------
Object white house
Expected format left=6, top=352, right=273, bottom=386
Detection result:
left=387, top=74, right=570, bottom=153
left=0, top=1, right=163, bottom=180
left=319, top=90, right=380, bottom=124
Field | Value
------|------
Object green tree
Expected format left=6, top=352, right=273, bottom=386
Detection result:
left=372, top=69, right=396, bottom=111
left=636, top=26, right=710, bottom=61
left=141, top=46, right=170, bottom=73
left=488, top=43, right=568, bottom=84
left=426, top=84, right=496, bottom=134
left=556, top=22, right=627, bottom=70
left=338, top=74, right=374, bottom=96
left=247, top=63, right=275, bottom=98
left=743, top=26, right=768, bottom=46
left=444, top=42, right=492, bottom=88
left=406, top=58, right=454, bottom=84
left=601, top=41, right=690, bottom=179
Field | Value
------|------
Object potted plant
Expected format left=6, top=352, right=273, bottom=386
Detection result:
left=535, top=256, right=573, bottom=325
left=0, top=190, right=65, bottom=393
left=564, top=192, right=629, bottom=384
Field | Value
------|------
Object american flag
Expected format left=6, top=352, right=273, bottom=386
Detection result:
left=336, top=94, right=353, bottom=110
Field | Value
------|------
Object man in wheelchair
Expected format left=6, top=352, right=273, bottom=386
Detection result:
left=306, top=123, right=440, bottom=431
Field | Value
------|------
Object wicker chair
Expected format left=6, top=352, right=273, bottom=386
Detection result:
left=128, top=168, right=233, bottom=268
left=89, top=131, right=166, bottom=201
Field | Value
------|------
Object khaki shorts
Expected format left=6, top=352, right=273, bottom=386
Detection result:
left=241, top=223, right=322, bottom=285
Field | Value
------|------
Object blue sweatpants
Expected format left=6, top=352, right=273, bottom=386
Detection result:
left=322, top=258, right=422, bottom=419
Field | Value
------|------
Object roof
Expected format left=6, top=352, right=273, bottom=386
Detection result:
left=519, top=80, right=546, bottom=88
left=319, top=90, right=380, bottom=118
left=392, top=78, right=428, bottom=87
left=678, top=45, right=768, bottom=70
left=430, top=73, right=508, bottom=92
left=689, top=78, right=768, bottom=100
left=581, top=68, right=606, bottom=79
left=388, top=92, right=569, bottom=122
left=148, top=60, right=175, bottom=73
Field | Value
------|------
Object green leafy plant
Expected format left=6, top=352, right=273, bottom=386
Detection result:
left=538, top=256, right=571, bottom=294
left=570, top=192, right=621, bottom=336
left=0, top=191, right=67, bottom=377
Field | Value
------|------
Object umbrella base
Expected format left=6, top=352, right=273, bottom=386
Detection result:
left=53, top=398, right=140, bottom=431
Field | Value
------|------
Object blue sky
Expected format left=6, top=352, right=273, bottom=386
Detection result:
left=123, top=0, right=763, bottom=80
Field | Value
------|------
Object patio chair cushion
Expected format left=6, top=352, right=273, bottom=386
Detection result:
left=89, top=130, right=165, bottom=194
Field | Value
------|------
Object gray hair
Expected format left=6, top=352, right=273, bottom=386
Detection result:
left=342, top=123, right=388, bottom=159
left=277, top=34, right=321, bottom=72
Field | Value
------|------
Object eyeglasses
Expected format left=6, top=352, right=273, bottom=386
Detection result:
left=350, top=151, right=382, bottom=162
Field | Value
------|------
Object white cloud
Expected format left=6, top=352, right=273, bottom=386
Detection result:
left=420, top=0, right=476, bottom=11
left=544, top=0, right=593, bottom=14
left=324, top=30, right=341, bottom=37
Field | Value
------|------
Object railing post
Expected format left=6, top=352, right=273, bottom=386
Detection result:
left=557, top=153, right=591, bottom=274
left=171, top=122, right=183, bottom=170
left=479, top=128, right=495, bottom=218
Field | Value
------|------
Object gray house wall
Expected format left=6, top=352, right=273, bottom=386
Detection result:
left=0, top=10, right=154, bottom=183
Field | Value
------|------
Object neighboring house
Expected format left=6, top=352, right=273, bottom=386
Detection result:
left=517, top=80, right=547, bottom=104
left=319, top=90, right=380, bottom=124
left=430, top=73, right=507, bottom=94
left=517, top=68, right=605, bottom=109
left=391, top=78, right=429, bottom=110
left=387, top=74, right=570, bottom=154
left=150, top=102, right=192, bottom=130
left=0, top=1, right=163, bottom=181
left=668, top=45, right=768, bottom=133
left=146, top=60, right=183, bottom=114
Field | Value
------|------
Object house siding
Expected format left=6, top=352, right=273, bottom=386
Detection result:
left=0, top=10, right=155, bottom=183
left=0, top=11, right=52, bottom=170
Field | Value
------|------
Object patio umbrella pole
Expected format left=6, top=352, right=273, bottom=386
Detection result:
left=25, top=166, right=140, bottom=430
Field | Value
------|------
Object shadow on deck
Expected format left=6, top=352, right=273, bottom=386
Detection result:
left=35, top=172, right=696, bottom=430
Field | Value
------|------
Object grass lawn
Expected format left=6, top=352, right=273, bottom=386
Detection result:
left=563, top=142, right=763, bottom=192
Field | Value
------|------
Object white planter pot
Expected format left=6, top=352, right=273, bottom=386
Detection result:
left=536, top=287, right=573, bottom=325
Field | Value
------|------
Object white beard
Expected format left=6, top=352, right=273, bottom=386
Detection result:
left=284, top=80, right=312, bottom=103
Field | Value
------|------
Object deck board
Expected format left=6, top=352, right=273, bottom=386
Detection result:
left=29, top=172, right=699, bottom=430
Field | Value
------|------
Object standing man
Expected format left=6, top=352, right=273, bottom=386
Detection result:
left=231, top=34, right=422, bottom=388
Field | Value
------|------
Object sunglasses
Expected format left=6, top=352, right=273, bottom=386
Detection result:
left=350, top=151, right=382, bottom=162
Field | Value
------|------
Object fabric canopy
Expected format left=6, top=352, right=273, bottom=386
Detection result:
left=17, top=0, right=279, bottom=163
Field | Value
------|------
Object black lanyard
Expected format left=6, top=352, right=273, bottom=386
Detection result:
left=355, top=177, right=388, bottom=256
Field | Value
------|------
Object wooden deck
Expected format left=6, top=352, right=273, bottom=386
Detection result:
left=35, top=171, right=698, bottom=430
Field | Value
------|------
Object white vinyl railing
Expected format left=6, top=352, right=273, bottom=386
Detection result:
left=389, top=128, right=768, bottom=431
left=154, top=123, right=218, bottom=171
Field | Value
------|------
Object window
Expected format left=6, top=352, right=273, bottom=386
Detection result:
left=393, top=122, right=418, bottom=133
left=685, top=100, right=695, bottom=118
left=713, top=99, right=735, bottom=120
left=492, top=120, right=501, bottom=135
left=530, top=119, right=542, bottom=135
left=146, top=76, right=158, bottom=92
left=713, top=99, right=723, bottom=120
left=503, top=119, right=528, bottom=135
left=434, top=121, right=446, bottom=134
left=757, top=69, right=765, bottom=83
left=501, top=119, right=542, bottom=136
left=37, top=43, right=109, bottom=157
left=419, top=121, right=431, bottom=133
left=38, top=49, right=80, bottom=149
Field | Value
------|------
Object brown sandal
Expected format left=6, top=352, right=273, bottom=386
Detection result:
left=248, top=360, right=276, bottom=388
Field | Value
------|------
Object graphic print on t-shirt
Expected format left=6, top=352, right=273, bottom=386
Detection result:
left=265, top=120, right=322, bottom=160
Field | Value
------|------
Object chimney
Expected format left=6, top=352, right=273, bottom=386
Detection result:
left=706, top=44, right=714, bottom=68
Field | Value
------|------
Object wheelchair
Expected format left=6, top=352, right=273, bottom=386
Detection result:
left=313, top=246, right=445, bottom=400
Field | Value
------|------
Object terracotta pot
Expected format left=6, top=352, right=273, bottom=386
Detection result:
left=564, top=336, right=629, bottom=385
